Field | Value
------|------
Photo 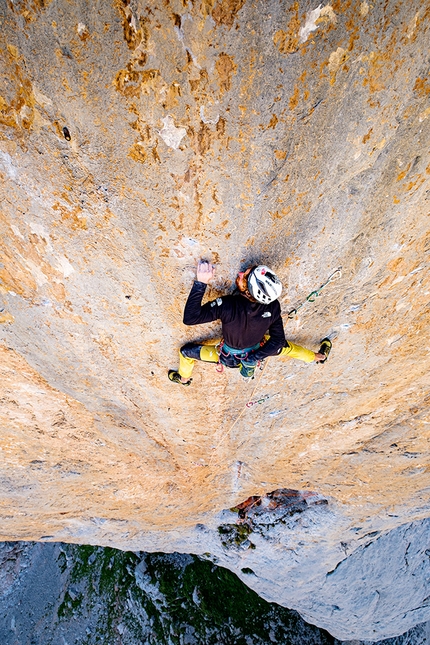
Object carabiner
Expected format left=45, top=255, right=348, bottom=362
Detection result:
left=306, top=290, right=319, bottom=303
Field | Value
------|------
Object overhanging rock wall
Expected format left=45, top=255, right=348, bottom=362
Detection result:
left=1, top=0, right=429, bottom=640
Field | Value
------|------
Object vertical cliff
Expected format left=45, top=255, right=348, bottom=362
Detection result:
left=1, top=0, right=429, bottom=639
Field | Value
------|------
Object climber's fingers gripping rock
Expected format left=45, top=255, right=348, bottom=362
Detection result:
left=196, top=260, right=215, bottom=284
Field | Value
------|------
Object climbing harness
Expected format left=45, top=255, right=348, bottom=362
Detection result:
left=287, top=267, right=342, bottom=319
left=215, top=340, right=261, bottom=376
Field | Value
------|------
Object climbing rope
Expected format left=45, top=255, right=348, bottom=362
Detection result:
left=205, top=267, right=343, bottom=468
left=208, top=360, right=269, bottom=466
left=286, top=267, right=342, bottom=319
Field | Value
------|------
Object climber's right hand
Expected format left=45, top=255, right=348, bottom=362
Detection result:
left=196, top=260, right=215, bottom=284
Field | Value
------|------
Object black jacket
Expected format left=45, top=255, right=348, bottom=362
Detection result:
left=183, top=281, right=286, bottom=361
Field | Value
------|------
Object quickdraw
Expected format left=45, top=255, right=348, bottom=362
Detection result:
left=215, top=339, right=224, bottom=372
left=287, top=267, right=342, bottom=319
left=246, top=394, right=270, bottom=408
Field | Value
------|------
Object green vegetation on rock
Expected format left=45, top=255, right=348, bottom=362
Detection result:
left=52, top=544, right=336, bottom=645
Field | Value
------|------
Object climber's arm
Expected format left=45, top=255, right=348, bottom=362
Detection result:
left=183, top=261, right=225, bottom=325
left=251, top=307, right=286, bottom=361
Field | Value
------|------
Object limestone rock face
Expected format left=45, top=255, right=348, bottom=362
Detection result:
left=0, top=0, right=429, bottom=640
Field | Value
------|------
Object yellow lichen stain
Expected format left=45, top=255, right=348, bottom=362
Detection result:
left=140, top=69, right=163, bottom=94
left=330, top=0, right=351, bottom=12
left=199, top=0, right=216, bottom=18
left=318, top=5, right=337, bottom=24
left=418, top=106, right=430, bottom=122
left=7, top=44, right=19, bottom=58
left=402, top=11, right=420, bottom=43
left=319, top=59, right=329, bottom=81
left=197, top=123, right=212, bottom=155
left=273, top=2, right=300, bottom=54
left=274, top=150, right=287, bottom=160
left=0, top=249, right=35, bottom=298
left=360, top=1, right=369, bottom=17
left=270, top=206, right=291, bottom=220
left=162, top=82, right=181, bottom=109
left=51, top=282, right=66, bottom=302
left=52, top=203, right=87, bottom=230
left=62, top=77, right=72, bottom=93
left=151, top=144, right=161, bottom=164
left=52, top=120, right=65, bottom=138
left=413, top=77, right=430, bottom=97
left=396, top=164, right=411, bottom=182
left=215, top=53, right=237, bottom=94
left=289, top=85, right=299, bottom=110
left=77, top=24, right=90, bottom=42
left=404, top=177, right=425, bottom=193
left=387, top=257, right=404, bottom=272
left=0, top=218, right=69, bottom=302
left=362, top=52, right=385, bottom=93
left=212, top=189, right=222, bottom=205
left=362, top=128, right=373, bottom=143
left=216, top=116, right=226, bottom=137
left=267, top=114, right=278, bottom=129
left=0, top=94, right=17, bottom=128
left=328, top=47, right=349, bottom=85
left=0, top=312, right=14, bottom=324
left=370, top=137, right=385, bottom=153
left=211, top=0, right=246, bottom=29
left=8, top=0, right=53, bottom=23
left=189, top=69, right=210, bottom=102
left=393, top=196, right=400, bottom=204
left=116, top=0, right=151, bottom=52
left=127, top=304, right=142, bottom=315
left=0, top=46, right=36, bottom=132
left=114, top=68, right=143, bottom=98
left=128, top=143, right=147, bottom=163
left=345, top=20, right=360, bottom=53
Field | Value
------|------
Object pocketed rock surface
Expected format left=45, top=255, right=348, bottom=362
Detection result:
left=0, top=0, right=429, bottom=640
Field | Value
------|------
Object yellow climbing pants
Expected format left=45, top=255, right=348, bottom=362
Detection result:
left=178, top=339, right=316, bottom=379
left=179, top=344, right=220, bottom=379
left=279, top=340, right=315, bottom=363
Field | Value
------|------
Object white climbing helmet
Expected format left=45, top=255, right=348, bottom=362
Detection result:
left=247, top=266, right=282, bottom=304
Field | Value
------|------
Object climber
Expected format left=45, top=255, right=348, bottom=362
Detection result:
left=168, top=261, right=331, bottom=385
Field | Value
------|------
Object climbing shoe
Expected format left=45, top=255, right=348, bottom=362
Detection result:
left=168, top=370, right=192, bottom=386
left=316, top=338, right=332, bottom=364
left=239, top=361, right=256, bottom=379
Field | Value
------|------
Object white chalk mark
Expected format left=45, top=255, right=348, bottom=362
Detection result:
left=200, top=105, right=220, bottom=125
left=55, top=255, right=75, bottom=278
left=11, top=225, right=24, bottom=240
left=299, top=4, right=336, bottom=43
left=0, top=151, right=18, bottom=179
left=77, top=23, right=89, bottom=38
left=299, top=4, right=322, bottom=43
left=158, top=116, right=187, bottom=150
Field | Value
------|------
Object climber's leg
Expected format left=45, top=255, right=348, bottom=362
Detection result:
left=315, top=338, right=332, bottom=363
left=178, top=342, right=219, bottom=380
left=280, top=340, right=316, bottom=363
